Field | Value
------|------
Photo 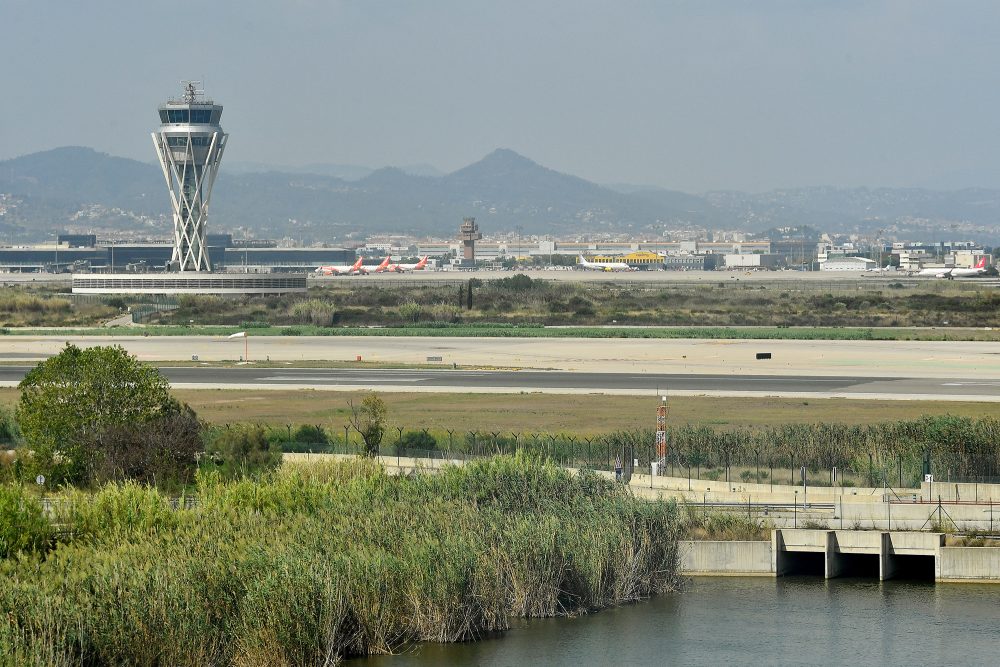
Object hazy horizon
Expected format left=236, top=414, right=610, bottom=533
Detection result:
left=3, top=1, right=1000, bottom=193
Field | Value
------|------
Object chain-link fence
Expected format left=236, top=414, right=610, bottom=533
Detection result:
left=258, top=416, right=1000, bottom=491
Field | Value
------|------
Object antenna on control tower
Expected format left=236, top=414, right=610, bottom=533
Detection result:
left=180, top=80, right=204, bottom=104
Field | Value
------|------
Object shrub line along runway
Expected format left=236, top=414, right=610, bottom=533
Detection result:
left=1, top=335, right=998, bottom=401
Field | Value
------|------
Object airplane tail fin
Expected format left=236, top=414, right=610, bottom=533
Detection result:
left=977, top=257, right=987, bottom=269
left=351, top=257, right=363, bottom=270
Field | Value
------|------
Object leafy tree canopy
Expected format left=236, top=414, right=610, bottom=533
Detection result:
left=17, top=343, right=178, bottom=485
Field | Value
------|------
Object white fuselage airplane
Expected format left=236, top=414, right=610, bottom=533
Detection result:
left=315, top=257, right=363, bottom=276
left=576, top=255, right=633, bottom=272
left=913, top=257, right=988, bottom=279
left=365, top=256, right=392, bottom=274
left=387, top=256, right=428, bottom=272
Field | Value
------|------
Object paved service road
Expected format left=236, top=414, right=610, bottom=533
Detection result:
left=1, top=366, right=998, bottom=400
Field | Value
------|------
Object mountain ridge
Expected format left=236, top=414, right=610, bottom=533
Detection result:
left=1, top=147, right=999, bottom=244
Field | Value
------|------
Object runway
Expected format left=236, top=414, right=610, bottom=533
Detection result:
left=1, top=366, right=998, bottom=401
left=3, top=335, right=1000, bottom=379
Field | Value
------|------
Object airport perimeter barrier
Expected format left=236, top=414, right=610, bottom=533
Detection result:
left=269, top=435, right=903, bottom=490
left=220, top=414, right=1000, bottom=486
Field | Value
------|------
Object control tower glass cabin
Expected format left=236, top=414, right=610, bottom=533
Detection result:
left=151, top=83, right=227, bottom=272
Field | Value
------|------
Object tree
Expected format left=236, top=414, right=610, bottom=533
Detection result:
left=17, top=344, right=179, bottom=486
left=84, top=404, right=203, bottom=488
left=348, top=393, right=387, bottom=457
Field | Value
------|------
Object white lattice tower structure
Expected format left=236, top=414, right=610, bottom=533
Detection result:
left=151, top=82, right=227, bottom=272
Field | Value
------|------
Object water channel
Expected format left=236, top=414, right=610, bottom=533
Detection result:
left=356, top=577, right=1000, bottom=666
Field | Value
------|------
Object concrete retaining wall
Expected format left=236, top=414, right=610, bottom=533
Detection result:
left=679, top=541, right=774, bottom=576
left=922, top=481, right=1000, bottom=503
left=634, top=472, right=902, bottom=504
left=938, top=547, right=1000, bottom=583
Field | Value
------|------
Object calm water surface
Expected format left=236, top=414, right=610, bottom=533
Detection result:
left=356, top=577, right=1000, bottom=666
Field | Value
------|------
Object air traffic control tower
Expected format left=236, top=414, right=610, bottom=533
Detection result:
left=153, top=81, right=226, bottom=272
left=73, top=83, right=306, bottom=295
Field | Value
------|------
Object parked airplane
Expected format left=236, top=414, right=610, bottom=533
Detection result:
left=314, top=257, right=363, bottom=276
left=912, top=257, right=988, bottom=279
left=387, top=256, right=429, bottom=272
left=361, top=256, right=392, bottom=274
left=576, top=255, right=633, bottom=271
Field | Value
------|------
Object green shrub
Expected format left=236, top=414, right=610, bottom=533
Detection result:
left=0, top=484, right=51, bottom=558
left=289, top=299, right=335, bottom=326
left=396, top=430, right=437, bottom=452
left=205, top=426, right=282, bottom=478
left=398, top=301, right=423, bottom=323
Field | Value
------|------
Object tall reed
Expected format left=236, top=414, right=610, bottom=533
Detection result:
left=0, top=454, right=680, bottom=665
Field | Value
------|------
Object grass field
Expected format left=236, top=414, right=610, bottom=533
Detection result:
left=0, top=388, right=990, bottom=434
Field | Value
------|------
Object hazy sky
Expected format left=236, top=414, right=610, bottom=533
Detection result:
left=3, top=1, right=1000, bottom=192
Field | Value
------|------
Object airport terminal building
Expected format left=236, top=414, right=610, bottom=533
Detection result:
left=0, top=235, right=354, bottom=275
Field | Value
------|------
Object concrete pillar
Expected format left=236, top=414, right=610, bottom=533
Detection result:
left=879, top=532, right=896, bottom=581
left=934, top=534, right=944, bottom=582
left=772, top=529, right=790, bottom=576
left=825, top=530, right=843, bottom=579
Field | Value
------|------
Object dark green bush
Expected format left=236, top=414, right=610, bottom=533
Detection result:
left=396, top=430, right=437, bottom=452
left=205, top=427, right=282, bottom=478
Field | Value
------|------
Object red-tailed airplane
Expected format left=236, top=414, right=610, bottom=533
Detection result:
left=314, top=257, right=363, bottom=276
left=387, top=256, right=429, bottom=272
left=361, top=256, right=392, bottom=274
left=913, top=256, right=989, bottom=279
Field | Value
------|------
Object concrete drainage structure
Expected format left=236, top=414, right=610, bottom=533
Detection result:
left=682, top=529, right=999, bottom=583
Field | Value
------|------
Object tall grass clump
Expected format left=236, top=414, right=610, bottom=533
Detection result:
left=0, top=454, right=680, bottom=664
left=0, top=484, right=52, bottom=559
left=682, top=507, right=770, bottom=541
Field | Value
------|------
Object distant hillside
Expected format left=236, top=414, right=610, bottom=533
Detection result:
left=1, top=147, right=999, bottom=243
